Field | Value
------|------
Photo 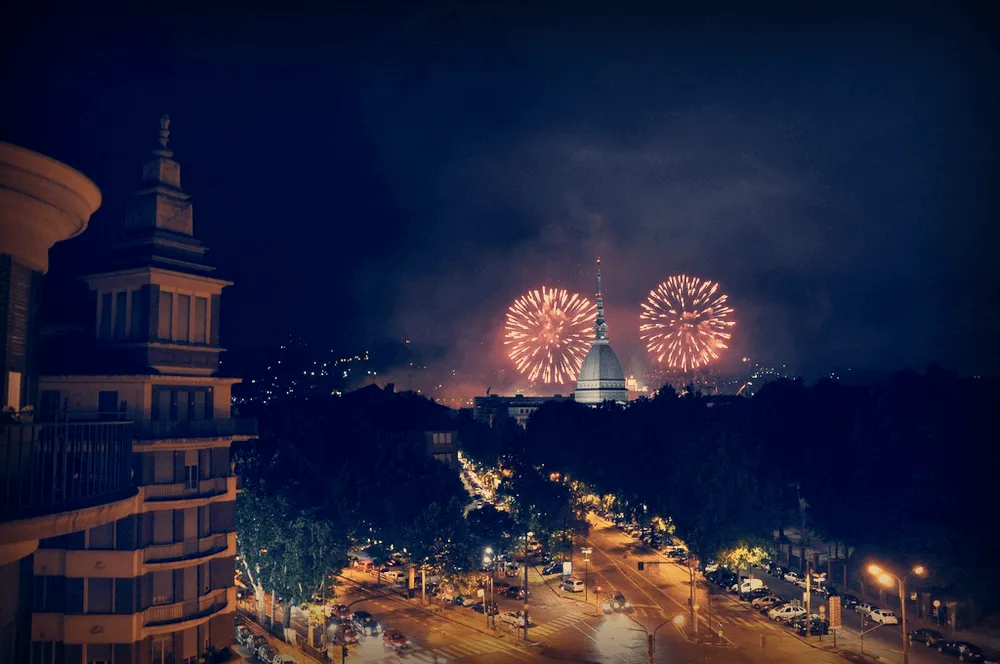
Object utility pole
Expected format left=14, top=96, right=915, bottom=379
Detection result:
left=899, top=576, right=909, bottom=664
left=806, top=561, right=812, bottom=638
left=523, top=525, right=530, bottom=641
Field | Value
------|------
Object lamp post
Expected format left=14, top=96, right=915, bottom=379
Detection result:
left=868, top=563, right=925, bottom=664
left=484, top=548, right=494, bottom=629
left=582, top=547, right=593, bottom=605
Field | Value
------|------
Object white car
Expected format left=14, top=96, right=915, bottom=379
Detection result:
left=783, top=571, right=801, bottom=584
left=561, top=578, right=585, bottom=593
left=751, top=595, right=782, bottom=609
left=769, top=604, right=807, bottom=622
left=500, top=611, right=526, bottom=627
left=870, top=609, right=898, bottom=625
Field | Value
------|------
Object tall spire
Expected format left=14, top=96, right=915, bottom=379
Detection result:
left=594, top=258, right=609, bottom=341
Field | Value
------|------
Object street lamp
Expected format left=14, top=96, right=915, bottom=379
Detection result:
left=867, top=563, right=926, bottom=664
left=582, top=547, right=593, bottom=605
left=484, top=547, right=495, bottom=629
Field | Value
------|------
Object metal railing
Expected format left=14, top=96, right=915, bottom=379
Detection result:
left=144, top=589, right=228, bottom=626
left=34, top=410, right=258, bottom=441
left=144, top=533, right=229, bottom=564
left=0, top=419, right=134, bottom=523
left=132, top=418, right=258, bottom=440
left=143, top=477, right=228, bottom=501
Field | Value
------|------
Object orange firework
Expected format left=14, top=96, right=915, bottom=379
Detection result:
left=505, top=287, right=596, bottom=384
left=640, top=275, right=735, bottom=371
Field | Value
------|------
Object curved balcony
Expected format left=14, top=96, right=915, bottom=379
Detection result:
left=0, top=419, right=135, bottom=526
left=144, top=533, right=231, bottom=565
left=141, top=476, right=232, bottom=504
left=144, top=588, right=229, bottom=630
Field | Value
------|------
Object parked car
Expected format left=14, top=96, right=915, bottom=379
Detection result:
left=256, top=645, right=280, bottom=664
left=351, top=611, right=382, bottom=636
left=751, top=595, right=781, bottom=610
left=870, top=609, right=899, bottom=625
left=855, top=602, right=879, bottom=617
left=493, top=581, right=512, bottom=593
left=561, top=578, right=585, bottom=593
left=747, top=587, right=771, bottom=600
left=500, top=611, right=526, bottom=627
left=783, top=570, right=801, bottom=584
left=473, top=601, right=499, bottom=615
left=453, top=594, right=476, bottom=607
left=273, top=656, right=299, bottom=664
left=769, top=604, right=807, bottom=622
left=247, top=635, right=268, bottom=652
left=937, top=641, right=985, bottom=661
left=794, top=617, right=830, bottom=636
left=542, top=561, right=564, bottom=575
left=382, top=630, right=409, bottom=649
left=235, top=626, right=254, bottom=648
left=909, top=628, right=946, bottom=647
left=838, top=594, right=859, bottom=610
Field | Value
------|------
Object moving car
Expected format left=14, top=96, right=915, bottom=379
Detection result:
left=331, top=625, right=359, bottom=645
left=908, top=628, right=946, bottom=647
left=855, top=602, right=879, bottom=617
left=500, top=611, right=526, bottom=627
left=937, top=641, right=985, bottom=661
left=505, top=585, right=529, bottom=599
left=382, top=630, right=409, bottom=649
left=561, top=578, right=585, bottom=593
left=870, top=609, right=899, bottom=625
left=473, top=601, right=499, bottom=615
left=783, top=570, right=802, bottom=584
left=838, top=594, right=859, bottom=610
left=610, top=593, right=631, bottom=612
left=351, top=611, right=382, bottom=636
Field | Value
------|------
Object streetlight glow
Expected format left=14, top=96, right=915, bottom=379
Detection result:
left=878, top=573, right=893, bottom=586
left=868, top=564, right=881, bottom=575
left=913, top=566, right=925, bottom=575
left=673, top=615, right=685, bottom=627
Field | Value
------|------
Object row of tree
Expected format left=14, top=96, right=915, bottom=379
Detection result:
left=457, top=367, right=1000, bottom=620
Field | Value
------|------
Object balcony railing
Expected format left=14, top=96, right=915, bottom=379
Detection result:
left=0, top=419, right=134, bottom=524
left=35, top=411, right=258, bottom=442
left=132, top=418, right=258, bottom=441
left=143, top=477, right=228, bottom=502
left=144, top=589, right=228, bottom=626
left=144, top=533, right=229, bottom=564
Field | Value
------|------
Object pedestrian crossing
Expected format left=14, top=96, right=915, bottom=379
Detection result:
left=530, top=611, right=591, bottom=638
left=347, top=635, right=516, bottom=663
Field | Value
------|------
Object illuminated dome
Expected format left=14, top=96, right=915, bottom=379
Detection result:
left=575, top=260, right=628, bottom=405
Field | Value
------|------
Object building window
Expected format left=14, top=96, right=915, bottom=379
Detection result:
left=194, top=296, right=207, bottom=344
left=88, top=523, right=114, bottom=550
left=177, top=294, right=191, bottom=343
left=158, top=291, right=173, bottom=340
left=99, top=292, right=112, bottom=339
left=86, top=643, right=112, bottom=664
left=152, top=571, right=173, bottom=606
left=130, top=288, right=145, bottom=340
left=184, top=465, right=199, bottom=490
left=87, top=578, right=113, bottom=613
left=114, top=291, right=128, bottom=340
left=152, top=637, right=174, bottom=664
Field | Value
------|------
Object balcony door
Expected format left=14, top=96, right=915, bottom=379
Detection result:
left=98, top=391, right=119, bottom=420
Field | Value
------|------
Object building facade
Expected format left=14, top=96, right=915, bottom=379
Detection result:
left=0, top=120, right=254, bottom=664
left=471, top=394, right=572, bottom=427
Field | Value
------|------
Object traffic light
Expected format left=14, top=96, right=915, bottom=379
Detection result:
left=638, top=561, right=645, bottom=571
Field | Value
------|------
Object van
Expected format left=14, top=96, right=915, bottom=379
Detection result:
left=561, top=578, right=585, bottom=593
left=734, top=578, right=765, bottom=594
left=383, top=570, right=407, bottom=584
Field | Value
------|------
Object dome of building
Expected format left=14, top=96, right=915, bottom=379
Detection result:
left=575, top=259, right=628, bottom=405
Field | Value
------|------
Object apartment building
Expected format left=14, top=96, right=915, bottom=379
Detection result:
left=0, top=119, right=255, bottom=664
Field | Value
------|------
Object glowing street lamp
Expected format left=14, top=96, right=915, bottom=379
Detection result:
left=867, top=563, right=926, bottom=664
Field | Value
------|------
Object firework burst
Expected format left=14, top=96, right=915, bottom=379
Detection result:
left=505, top=287, right=597, bottom=384
left=640, top=275, right=735, bottom=371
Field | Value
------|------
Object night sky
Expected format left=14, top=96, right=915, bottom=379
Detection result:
left=3, top=3, right=999, bottom=393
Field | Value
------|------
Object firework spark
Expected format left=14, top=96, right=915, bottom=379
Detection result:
left=505, top=287, right=597, bottom=384
left=640, top=275, right=735, bottom=371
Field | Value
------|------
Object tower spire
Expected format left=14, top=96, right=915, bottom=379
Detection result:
left=594, top=258, right=609, bottom=341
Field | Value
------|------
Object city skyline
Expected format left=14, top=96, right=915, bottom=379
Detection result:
left=3, top=4, right=998, bottom=393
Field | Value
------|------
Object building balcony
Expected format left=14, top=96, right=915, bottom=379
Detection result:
left=0, top=418, right=135, bottom=525
left=144, top=532, right=231, bottom=565
left=144, top=588, right=229, bottom=629
left=140, top=476, right=233, bottom=504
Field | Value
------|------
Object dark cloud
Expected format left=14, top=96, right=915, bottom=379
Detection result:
left=3, top=3, right=998, bottom=396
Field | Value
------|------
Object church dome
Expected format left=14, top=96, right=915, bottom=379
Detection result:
left=574, top=258, right=628, bottom=405
left=577, top=344, right=626, bottom=384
